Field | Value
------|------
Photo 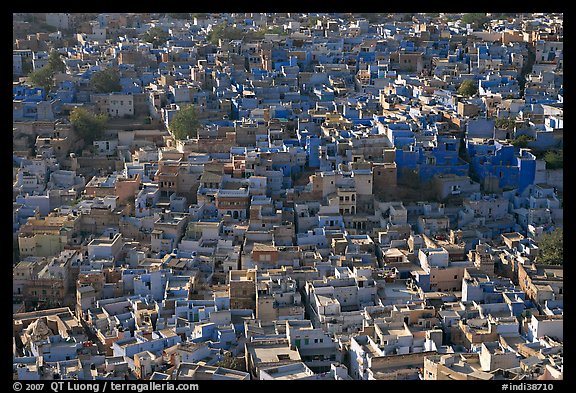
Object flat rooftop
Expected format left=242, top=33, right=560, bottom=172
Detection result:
left=249, top=344, right=300, bottom=364
left=261, top=362, right=313, bottom=380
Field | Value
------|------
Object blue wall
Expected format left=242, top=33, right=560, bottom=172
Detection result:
left=468, top=141, right=536, bottom=192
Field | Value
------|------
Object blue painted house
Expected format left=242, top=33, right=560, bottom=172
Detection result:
left=396, top=135, right=469, bottom=182
left=54, top=80, right=76, bottom=103
left=467, top=139, right=536, bottom=192
left=388, top=123, right=415, bottom=148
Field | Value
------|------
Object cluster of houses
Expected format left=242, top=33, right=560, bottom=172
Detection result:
left=13, top=12, right=562, bottom=381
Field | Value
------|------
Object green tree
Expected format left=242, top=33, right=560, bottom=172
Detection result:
left=543, top=150, right=563, bottom=169
left=69, top=107, right=107, bottom=145
left=90, top=67, right=122, bottom=93
left=307, top=16, right=321, bottom=27
left=169, top=104, right=201, bottom=140
left=262, top=26, right=287, bottom=36
left=494, top=13, right=518, bottom=20
left=26, top=49, right=66, bottom=93
left=142, top=26, right=170, bottom=48
left=495, top=117, right=516, bottom=130
left=536, top=228, right=563, bottom=266
left=358, top=13, right=388, bottom=24
left=47, top=50, right=66, bottom=73
left=28, top=65, right=56, bottom=93
left=461, top=13, right=491, bottom=29
left=167, top=13, right=190, bottom=19
left=21, top=56, right=33, bottom=76
left=457, top=79, right=478, bottom=97
left=207, top=23, right=225, bottom=44
left=510, top=134, right=534, bottom=148
left=215, top=352, right=246, bottom=372
left=207, top=23, right=246, bottom=45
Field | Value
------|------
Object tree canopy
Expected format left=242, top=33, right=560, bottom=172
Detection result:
left=48, top=50, right=66, bottom=74
left=28, top=65, right=56, bottom=93
left=90, top=67, right=122, bottom=93
left=261, top=26, right=288, bottom=36
left=207, top=24, right=246, bottom=45
left=142, top=26, right=170, bottom=48
left=214, top=352, right=246, bottom=372
left=205, top=23, right=277, bottom=45
left=166, top=13, right=191, bottom=20
left=69, top=107, right=107, bottom=145
left=457, top=79, right=478, bottom=97
left=543, top=150, right=563, bottom=169
left=169, top=104, right=201, bottom=140
left=21, top=56, right=33, bottom=76
left=495, top=117, right=517, bottom=130
left=536, top=228, right=563, bottom=266
left=511, top=134, right=534, bottom=148
left=461, top=13, right=491, bottom=29
left=27, top=50, right=66, bottom=94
